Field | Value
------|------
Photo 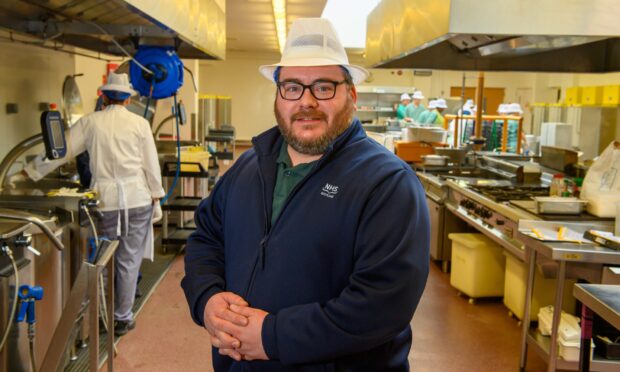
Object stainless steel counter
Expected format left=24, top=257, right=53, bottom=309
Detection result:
left=0, top=219, right=30, bottom=239
left=414, top=157, right=620, bottom=371
left=574, top=284, right=620, bottom=332
left=518, top=220, right=619, bottom=264
left=517, top=220, right=620, bottom=372
left=0, top=193, right=96, bottom=372
left=416, top=172, right=447, bottom=203
left=0, top=209, right=69, bottom=372
left=573, top=284, right=620, bottom=372
left=445, top=179, right=539, bottom=222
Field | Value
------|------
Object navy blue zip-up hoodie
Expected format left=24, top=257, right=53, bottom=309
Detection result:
left=182, top=119, right=430, bottom=371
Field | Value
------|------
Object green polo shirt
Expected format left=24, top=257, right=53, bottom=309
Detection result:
left=272, top=142, right=317, bottom=225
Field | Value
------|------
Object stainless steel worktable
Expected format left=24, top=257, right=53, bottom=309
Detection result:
left=573, top=284, right=620, bottom=372
left=517, top=220, right=620, bottom=372
left=574, top=284, right=620, bottom=330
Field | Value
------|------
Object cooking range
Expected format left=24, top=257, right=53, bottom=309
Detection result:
left=444, top=180, right=546, bottom=260
left=467, top=185, right=549, bottom=202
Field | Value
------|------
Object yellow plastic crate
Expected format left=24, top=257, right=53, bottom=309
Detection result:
left=449, top=233, right=505, bottom=298
left=603, top=85, right=620, bottom=105
left=180, top=147, right=210, bottom=173
left=565, top=87, right=582, bottom=105
left=503, top=253, right=575, bottom=321
left=581, top=86, right=604, bottom=105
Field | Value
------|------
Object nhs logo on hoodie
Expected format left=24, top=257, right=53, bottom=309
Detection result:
left=321, top=183, right=339, bottom=199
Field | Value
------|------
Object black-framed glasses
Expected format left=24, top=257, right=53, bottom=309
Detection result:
left=277, top=80, right=346, bottom=101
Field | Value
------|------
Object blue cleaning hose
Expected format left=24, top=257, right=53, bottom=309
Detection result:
left=159, top=93, right=181, bottom=205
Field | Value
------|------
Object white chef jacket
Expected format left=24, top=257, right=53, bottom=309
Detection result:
left=25, top=105, right=165, bottom=212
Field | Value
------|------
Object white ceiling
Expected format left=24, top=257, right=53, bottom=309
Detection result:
left=226, top=0, right=327, bottom=53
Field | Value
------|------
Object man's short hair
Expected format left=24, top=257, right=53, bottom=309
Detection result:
left=273, top=66, right=353, bottom=86
left=103, top=95, right=127, bottom=105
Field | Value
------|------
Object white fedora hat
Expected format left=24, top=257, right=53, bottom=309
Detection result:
left=507, top=103, right=523, bottom=114
left=400, top=93, right=411, bottom=101
left=412, top=91, right=425, bottom=100
left=259, top=18, right=369, bottom=84
left=434, top=98, right=448, bottom=109
left=99, top=72, right=136, bottom=96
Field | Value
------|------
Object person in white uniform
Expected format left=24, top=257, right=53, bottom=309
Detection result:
left=405, top=90, right=426, bottom=122
left=10, top=72, right=165, bottom=336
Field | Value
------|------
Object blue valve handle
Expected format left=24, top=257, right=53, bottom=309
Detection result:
left=88, top=237, right=97, bottom=263
left=16, top=285, right=43, bottom=324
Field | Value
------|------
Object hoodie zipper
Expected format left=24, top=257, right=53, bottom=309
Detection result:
left=243, top=168, right=271, bottom=298
left=242, top=146, right=335, bottom=298
left=242, top=120, right=365, bottom=299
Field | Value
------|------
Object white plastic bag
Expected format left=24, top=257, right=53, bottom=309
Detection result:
left=581, top=141, right=620, bottom=217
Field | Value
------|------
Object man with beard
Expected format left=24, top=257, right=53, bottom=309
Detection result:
left=181, top=18, right=430, bottom=371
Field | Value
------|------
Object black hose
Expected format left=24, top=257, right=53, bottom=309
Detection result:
left=183, top=65, right=198, bottom=93
left=159, top=93, right=182, bottom=205
left=144, top=79, right=155, bottom=119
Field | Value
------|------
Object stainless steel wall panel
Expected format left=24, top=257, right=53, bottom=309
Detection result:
left=366, top=0, right=620, bottom=72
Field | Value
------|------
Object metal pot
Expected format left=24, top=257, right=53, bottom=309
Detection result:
left=433, top=147, right=470, bottom=166
left=422, top=154, right=449, bottom=166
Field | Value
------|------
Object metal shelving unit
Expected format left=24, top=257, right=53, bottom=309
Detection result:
left=205, top=126, right=235, bottom=160
left=517, top=220, right=620, bottom=372
left=160, top=161, right=215, bottom=252
left=356, top=88, right=403, bottom=124
left=526, top=328, right=619, bottom=371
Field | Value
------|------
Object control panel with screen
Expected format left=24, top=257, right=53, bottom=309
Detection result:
left=40, top=111, right=67, bottom=160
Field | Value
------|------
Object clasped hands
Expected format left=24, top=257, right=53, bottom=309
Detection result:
left=204, top=292, right=268, bottom=361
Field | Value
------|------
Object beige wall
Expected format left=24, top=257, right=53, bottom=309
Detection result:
left=199, top=51, right=281, bottom=141
left=0, top=37, right=75, bottom=163
left=198, top=50, right=620, bottom=141
left=571, top=72, right=620, bottom=89
left=74, top=54, right=200, bottom=142
left=0, top=37, right=199, bottom=172
left=197, top=52, right=547, bottom=140
left=3, top=40, right=620, bottom=151
left=74, top=55, right=112, bottom=113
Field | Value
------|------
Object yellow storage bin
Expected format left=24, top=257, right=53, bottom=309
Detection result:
left=449, top=233, right=505, bottom=298
left=565, top=87, right=582, bottom=105
left=180, top=147, right=210, bottom=173
left=581, top=86, right=604, bottom=105
left=503, top=253, right=576, bottom=321
left=603, top=85, right=620, bottom=105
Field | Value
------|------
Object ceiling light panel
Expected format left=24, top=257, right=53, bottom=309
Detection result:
left=272, top=0, right=287, bottom=53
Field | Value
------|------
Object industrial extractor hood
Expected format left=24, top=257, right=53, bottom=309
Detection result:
left=366, top=0, right=620, bottom=72
left=0, top=0, right=225, bottom=60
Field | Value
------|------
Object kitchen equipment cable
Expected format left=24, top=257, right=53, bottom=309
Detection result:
left=0, top=244, right=19, bottom=352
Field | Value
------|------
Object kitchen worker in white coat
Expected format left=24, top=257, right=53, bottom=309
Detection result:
left=10, top=72, right=165, bottom=336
